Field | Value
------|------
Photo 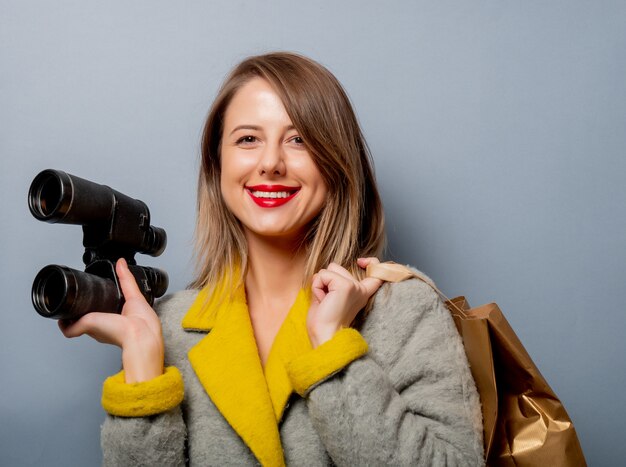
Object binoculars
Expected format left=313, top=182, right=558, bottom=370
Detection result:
left=28, top=169, right=169, bottom=320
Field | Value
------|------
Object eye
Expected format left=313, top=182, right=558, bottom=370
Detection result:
left=235, top=135, right=258, bottom=145
left=289, top=135, right=305, bottom=146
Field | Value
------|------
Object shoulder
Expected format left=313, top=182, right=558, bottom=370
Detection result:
left=369, top=265, right=441, bottom=322
left=362, top=265, right=456, bottom=354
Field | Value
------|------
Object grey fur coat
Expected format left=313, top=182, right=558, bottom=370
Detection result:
left=100, top=270, right=484, bottom=466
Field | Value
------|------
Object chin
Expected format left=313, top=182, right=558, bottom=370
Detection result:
left=247, top=225, right=303, bottom=240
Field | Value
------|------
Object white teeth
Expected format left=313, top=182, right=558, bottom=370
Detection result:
left=251, top=191, right=291, bottom=199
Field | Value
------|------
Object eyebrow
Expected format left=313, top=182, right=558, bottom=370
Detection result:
left=228, top=124, right=296, bottom=136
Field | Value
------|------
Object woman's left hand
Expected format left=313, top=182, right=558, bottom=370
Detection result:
left=307, top=257, right=383, bottom=348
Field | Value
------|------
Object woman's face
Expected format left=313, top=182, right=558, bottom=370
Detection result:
left=220, top=77, right=328, bottom=243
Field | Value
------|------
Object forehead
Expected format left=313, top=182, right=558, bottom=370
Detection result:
left=223, top=78, right=291, bottom=128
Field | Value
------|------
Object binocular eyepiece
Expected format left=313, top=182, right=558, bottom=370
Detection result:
left=29, top=169, right=169, bottom=320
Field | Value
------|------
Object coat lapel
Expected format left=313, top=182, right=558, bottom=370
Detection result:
left=263, top=289, right=313, bottom=421
left=183, top=282, right=286, bottom=467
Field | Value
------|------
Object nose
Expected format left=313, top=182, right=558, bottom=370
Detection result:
left=258, top=142, right=285, bottom=176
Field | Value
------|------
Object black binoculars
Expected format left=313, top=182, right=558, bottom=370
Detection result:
left=28, top=169, right=169, bottom=320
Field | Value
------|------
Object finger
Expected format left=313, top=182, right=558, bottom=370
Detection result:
left=359, top=276, right=384, bottom=298
left=357, top=257, right=380, bottom=269
left=116, top=258, right=145, bottom=302
left=58, top=319, right=75, bottom=334
left=58, top=316, right=88, bottom=338
left=326, top=263, right=355, bottom=281
left=311, top=272, right=329, bottom=303
left=59, top=312, right=126, bottom=346
left=314, top=268, right=352, bottom=292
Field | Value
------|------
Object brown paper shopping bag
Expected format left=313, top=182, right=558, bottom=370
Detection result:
left=367, top=262, right=586, bottom=467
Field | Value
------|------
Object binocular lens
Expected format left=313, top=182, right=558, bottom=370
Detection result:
left=32, top=265, right=73, bottom=317
left=37, top=174, right=62, bottom=217
left=28, top=170, right=72, bottom=222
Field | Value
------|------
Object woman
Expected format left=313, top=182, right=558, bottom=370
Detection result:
left=60, top=52, right=484, bottom=466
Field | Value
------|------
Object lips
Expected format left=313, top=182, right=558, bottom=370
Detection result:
left=245, top=184, right=300, bottom=208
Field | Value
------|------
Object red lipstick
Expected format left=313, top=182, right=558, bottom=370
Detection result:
left=246, top=184, right=300, bottom=208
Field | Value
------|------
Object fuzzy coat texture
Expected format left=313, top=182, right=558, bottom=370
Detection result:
left=101, top=269, right=484, bottom=466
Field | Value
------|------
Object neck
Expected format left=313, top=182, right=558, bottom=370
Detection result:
left=244, top=232, right=307, bottom=305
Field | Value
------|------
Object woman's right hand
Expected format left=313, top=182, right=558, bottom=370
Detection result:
left=58, top=258, right=164, bottom=383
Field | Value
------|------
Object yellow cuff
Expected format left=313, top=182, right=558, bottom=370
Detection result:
left=286, top=328, right=368, bottom=397
left=102, top=366, right=184, bottom=417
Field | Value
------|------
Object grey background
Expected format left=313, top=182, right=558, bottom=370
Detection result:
left=1, top=1, right=624, bottom=465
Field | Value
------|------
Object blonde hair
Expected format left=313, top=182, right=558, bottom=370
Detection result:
left=189, top=52, right=385, bottom=294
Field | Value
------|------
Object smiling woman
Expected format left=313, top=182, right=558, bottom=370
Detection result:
left=62, top=52, right=484, bottom=466
left=220, top=78, right=328, bottom=244
left=192, top=53, right=386, bottom=297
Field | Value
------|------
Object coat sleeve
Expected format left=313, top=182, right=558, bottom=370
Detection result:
left=99, top=291, right=194, bottom=467
left=285, top=278, right=485, bottom=467
left=100, top=366, right=187, bottom=466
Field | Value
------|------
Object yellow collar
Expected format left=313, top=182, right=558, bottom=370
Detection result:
left=182, top=281, right=312, bottom=467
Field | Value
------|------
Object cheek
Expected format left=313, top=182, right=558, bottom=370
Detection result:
left=220, top=154, right=234, bottom=183
left=219, top=160, right=240, bottom=213
left=309, top=179, right=329, bottom=218
left=219, top=153, right=243, bottom=194
left=309, top=167, right=329, bottom=201
left=221, top=150, right=258, bottom=183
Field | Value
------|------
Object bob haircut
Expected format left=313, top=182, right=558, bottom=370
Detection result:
left=190, top=52, right=385, bottom=294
